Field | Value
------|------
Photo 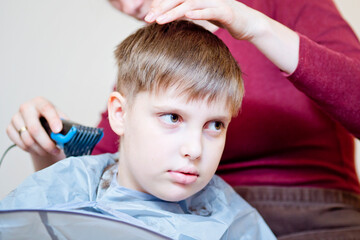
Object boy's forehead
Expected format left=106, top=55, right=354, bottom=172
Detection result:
left=153, top=85, right=222, bottom=100
left=143, top=88, right=232, bottom=116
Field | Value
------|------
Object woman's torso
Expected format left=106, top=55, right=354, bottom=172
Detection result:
left=216, top=0, right=360, bottom=193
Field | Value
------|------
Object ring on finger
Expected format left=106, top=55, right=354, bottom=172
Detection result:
left=18, top=126, right=28, bottom=135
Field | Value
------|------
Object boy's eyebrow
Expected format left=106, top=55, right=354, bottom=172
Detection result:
left=207, top=115, right=232, bottom=125
left=152, top=105, right=232, bottom=123
left=211, top=115, right=232, bottom=123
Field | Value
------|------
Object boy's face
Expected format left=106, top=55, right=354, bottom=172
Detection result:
left=109, top=88, right=232, bottom=202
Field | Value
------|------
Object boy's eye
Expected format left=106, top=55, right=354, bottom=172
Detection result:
left=208, top=121, right=224, bottom=131
left=170, top=114, right=179, bottom=123
left=160, top=113, right=180, bottom=124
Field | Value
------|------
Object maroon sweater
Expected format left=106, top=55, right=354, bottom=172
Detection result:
left=94, top=0, right=360, bottom=193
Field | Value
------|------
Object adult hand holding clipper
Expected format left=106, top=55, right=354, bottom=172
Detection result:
left=6, top=97, right=66, bottom=170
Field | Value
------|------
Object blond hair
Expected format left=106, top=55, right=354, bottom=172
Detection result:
left=115, top=21, right=244, bottom=116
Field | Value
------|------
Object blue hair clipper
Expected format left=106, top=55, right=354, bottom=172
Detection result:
left=40, top=117, right=104, bottom=157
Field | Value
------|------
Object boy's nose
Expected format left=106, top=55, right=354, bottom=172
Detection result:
left=180, top=131, right=202, bottom=161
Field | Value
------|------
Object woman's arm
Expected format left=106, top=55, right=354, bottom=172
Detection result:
left=283, top=0, right=360, bottom=138
left=143, top=0, right=360, bottom=138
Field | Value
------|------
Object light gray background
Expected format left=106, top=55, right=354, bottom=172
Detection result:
left=0, top=0, right=359, bottom=199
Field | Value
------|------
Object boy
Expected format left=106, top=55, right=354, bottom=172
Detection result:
left=0, top=21, right=275, bottom=239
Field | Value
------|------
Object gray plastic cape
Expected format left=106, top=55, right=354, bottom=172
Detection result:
left=0, top=153, right=276, bottom=240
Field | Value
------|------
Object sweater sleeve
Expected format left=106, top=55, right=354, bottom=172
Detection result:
left=281, top=0, right=360, bottom=138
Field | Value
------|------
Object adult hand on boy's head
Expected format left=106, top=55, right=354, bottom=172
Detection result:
left=108, top=0, right=267, bottom=42
left=107, top=0, right=298, bottom=73
left=142, top=0, right=299, bottom=74
left=6, top=97, right=66, bottom=169
left=143, top=0, right=267, bottom=41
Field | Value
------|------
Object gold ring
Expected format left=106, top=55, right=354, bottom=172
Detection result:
left=18, top=126, right=28, bottom=135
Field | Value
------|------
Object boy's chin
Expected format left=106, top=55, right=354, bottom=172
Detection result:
left=160, top=195, right=190, bottom=202
left=153, top=186, right=203, bottom=202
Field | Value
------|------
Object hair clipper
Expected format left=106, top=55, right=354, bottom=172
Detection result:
left=40, top=117, right=104, bottom=157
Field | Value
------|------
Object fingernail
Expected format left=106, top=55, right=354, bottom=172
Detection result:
left=53, top=121, right=63, bottom=133
left=52, top=125, right=61, bottom=133
left=145, top=12, right=155, bottom=22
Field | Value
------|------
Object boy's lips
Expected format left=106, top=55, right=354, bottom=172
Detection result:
left=167, top=169, right=199, bottom=185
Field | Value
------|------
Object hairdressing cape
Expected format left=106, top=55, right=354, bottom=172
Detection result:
left=0, top=153, right=276, bottom=240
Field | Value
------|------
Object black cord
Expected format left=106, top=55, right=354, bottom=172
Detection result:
left=0, top=144, right=16, bottom=167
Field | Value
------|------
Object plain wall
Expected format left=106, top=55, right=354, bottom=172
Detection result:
left=0, top=0, right=359, bottom=199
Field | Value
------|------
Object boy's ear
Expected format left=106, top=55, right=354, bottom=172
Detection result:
left=108, top=92, right=126, bottom=136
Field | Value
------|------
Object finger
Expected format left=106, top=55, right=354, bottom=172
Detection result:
left=19, top=99, right=61, bottom=155
left=185, top=7, right=231, bottom=25
left=33, top=97, right=63, bottom=133
left=145, top=0, right=184, bottom=22
left=150, top=0, right=222, bottom=25
left=10, top=114, right=49, bottom=156
left=22, top=135, right=49, bottom=156
left=21, top=125, right=58, bottom=156
left=7, top=121, right=26, bottom=150
left=155, top=2, right=191, bottom=24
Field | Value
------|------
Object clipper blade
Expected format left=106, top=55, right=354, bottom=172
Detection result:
left=40, top=117, right=103, bottom=157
